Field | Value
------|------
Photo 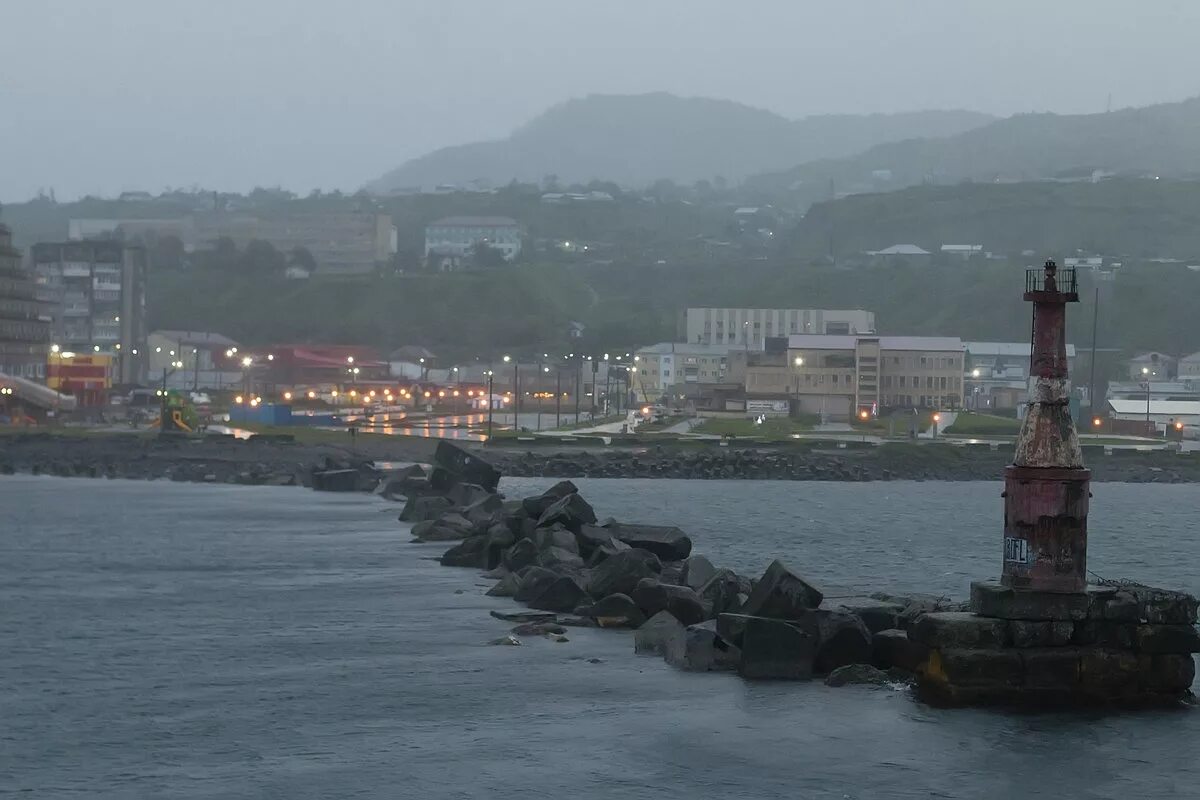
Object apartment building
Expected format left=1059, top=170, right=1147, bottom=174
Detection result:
left=684, top=308, right=875, bottom=348
left=964, top=341, right=1077, bottom=410
left=738, top=334, right=964, bottom=420
left=0, top=221, right=51, bottom=379
left=631, top=342, right=733, bottom=399
left=31, top=240, right=147, bottom=384
left=424, top=216, right=521, bottom=267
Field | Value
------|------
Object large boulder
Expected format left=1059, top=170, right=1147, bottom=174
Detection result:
left=824, top=664, right=891, bottom=688
left=521, top=480, right=580, bottom=517
left=411, top=512, right=476, bottom=542
left=698, top=569, right=750, bottom=617
left=463, top=493, right=504, bottom=527
left=631, top=578, right=705, bottom=626
left=871, top=629, right=930, bottom=673
left=835, top=599, right=905, bottom=634
left=534, top=525, right=579, bottom=554
left=528, top=576, right=589, bottom=613
left=604, top=522, right=692, bottom=561
left=667, top=620, right=740, bottom=672
left=536, top=493, right=598, bottom=533
left=740, top=560, right=823, bottom=619
left=737, top=616, right=816, bottom=680
left=377, top=464, right=429, bottom=500
left=513, top=566, right=562, bottom=603
left=634, top=610, right=686, bottom=659
left=439, top=536, right=486, bottom=568
left=679, top=555, right=717, bottom=591
left=814, top=610, right=873, bottom=674
left=486, top=573, right=521, bottom=597
left=311, top=468, right=369, bottom=492
left=432, top=441, right=500, bottom=492
left=399, top=494, right=452, bottom=523
left=537, top=546, right=585, bottom=572
left=502, top=538, right=538, bottom=572
left=580, top=593, right=646, bottom=628
left=587, top=548, right=662, bottom=598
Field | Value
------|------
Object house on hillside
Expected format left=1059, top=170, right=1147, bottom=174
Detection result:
left=389, top=346, right=438, bottom=380
left=424, top=216, right=521, bottom=269
left=1177, top=351, right=1200, bottom=378
left=1127, top=351, right=1176, bottom=381
left=865, top=244, right=931, bottom=266
left=941, top=244, right=984, bottom=260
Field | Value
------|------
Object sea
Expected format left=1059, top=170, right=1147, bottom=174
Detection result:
left=3, top=475, right=1199, bottom=799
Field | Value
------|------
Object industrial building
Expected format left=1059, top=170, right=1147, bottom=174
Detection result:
left=683, top=307, right=875, bottom=347
left=734, top=334, right=964, bottom=421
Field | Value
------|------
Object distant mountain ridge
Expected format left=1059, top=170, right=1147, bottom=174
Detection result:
left=749, top=95, right=1200, bottom=198
left=366, top=92, right=993, bottom=192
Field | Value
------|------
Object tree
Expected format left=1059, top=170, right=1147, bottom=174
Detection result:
left=470, top=242, right=508, bottom=268
left=240, top=239, right=286, bottom=274
left=288, top=245, right=318, bottom=273
left=150, top=234, right=186, bottom=271
left=194, top=236, right=239, bottom=270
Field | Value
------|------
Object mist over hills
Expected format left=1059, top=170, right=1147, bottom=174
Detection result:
left=750, top=95, right=1200, bottom=199
left=366, top=92, right=992, bottom=192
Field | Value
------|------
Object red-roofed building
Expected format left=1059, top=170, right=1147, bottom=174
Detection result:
left=259, top=345, right=389, bottom=387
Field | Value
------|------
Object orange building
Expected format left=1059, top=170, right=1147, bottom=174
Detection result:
left=47, top=351, right=112, bottom=406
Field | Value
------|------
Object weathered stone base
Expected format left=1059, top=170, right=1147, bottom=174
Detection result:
left=913, top=581, right=1199, bottom=708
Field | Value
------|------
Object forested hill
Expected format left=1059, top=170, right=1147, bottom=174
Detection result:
left=751, top=95, right=1200, bottom=204
left=367, top=93, right=992, bottom=191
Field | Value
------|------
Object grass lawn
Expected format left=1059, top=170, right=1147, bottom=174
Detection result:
left=944, top=412, right=1022, bottom=436
left=693, top=416, right=815, bottom=439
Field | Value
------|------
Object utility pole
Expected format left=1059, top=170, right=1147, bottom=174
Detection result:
left=574, top=360, right=581, bottom=424
left=555, top=367, right=562, bottom=427
left=486, top=371, right=494, bottom=441
left=1087, top=286, right=1099, bottom=417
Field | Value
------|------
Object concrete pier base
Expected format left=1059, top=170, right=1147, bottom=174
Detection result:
left=914, top=581, right=1199, bottom=708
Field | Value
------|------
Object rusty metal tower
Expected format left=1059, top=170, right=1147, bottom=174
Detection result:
left=1002, top=260, right=1090, bottom=593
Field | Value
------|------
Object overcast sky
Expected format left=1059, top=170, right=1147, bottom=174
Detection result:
left=2, top=0, right=1198, bottom=202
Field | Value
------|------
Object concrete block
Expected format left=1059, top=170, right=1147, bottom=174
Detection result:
left=927, top=647, right=1025, bottom=688
left=1008, top=619, right=1075, bottom=648
left=1021, top=648, right=1082, bottom=689
left=911, top=612, right=1008, bottom=649
left=1140, top=654, right=1197, bottom=692
left=970, top=581, right=1092, bottom=621
left=737, top=616, right=816, bottom=680
left=1134, top=624, right=1200, bottom=655
left=871, top=628, right=930, bottom=672
left=1079, top=649, right=1140, bottom=691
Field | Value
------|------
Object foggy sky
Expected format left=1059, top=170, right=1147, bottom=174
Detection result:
left=3, top=0, right=1199, bottom=202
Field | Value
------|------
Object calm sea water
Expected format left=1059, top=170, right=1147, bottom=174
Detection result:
left=2, top=475, right=1198, bottom=799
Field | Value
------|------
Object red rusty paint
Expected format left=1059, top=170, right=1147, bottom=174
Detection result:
left=1002, top=466, right=1091, bottom=593
left=1005, top=261, right=1090, bottom=594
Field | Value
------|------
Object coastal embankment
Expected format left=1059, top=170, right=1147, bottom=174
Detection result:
left=4, top=432, right=1200, bottom=485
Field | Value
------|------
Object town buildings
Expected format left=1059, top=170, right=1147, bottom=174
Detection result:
left=683, top=307, right=875, bottom=346
left=148, top=330, right=241, bottom=390
left=1126, top=351, right=1175, bottom=380
left=424, top=216, right=521, bottom=267
left=0, top=220, right=51, bottom=379
left=963, top=341, right=1078, bottom=410
left=69, top=211, right=398, bottom=275
left=631, top=342, right=734, bottom=399
left=30, top=240, right=147, bottom=384
left=734, top=334, right=965, bottom=421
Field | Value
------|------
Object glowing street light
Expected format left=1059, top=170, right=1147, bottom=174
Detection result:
left=793, top=356, right=804, bottom=367
left=242, top=356, right=253, bottom=368
left=503, top=355, right=511, bottom=363
left=283, top=391, right=293, bottom=401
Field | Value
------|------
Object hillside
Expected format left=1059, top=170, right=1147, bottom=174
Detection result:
left=751, top=96, right=1200, bottom=203
left=366, top=93, right=992, bottom=191
left=786, top=179, right=1200, bottom=259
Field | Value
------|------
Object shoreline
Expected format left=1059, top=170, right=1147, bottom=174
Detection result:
left=3, top=431, right=1200, bottom=485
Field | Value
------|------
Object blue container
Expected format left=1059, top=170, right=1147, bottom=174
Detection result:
left=229, top=403, right=293, bottom=426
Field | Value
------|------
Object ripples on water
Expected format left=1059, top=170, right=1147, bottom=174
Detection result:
left=2, top=476, right=1197, bottom=799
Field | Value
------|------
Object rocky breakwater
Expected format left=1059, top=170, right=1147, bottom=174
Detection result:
left=488, top=444, right=1200, bottom=483
left=402, top=450, right=984, bottom=694
left=401, top=448, right=1199, bottom=707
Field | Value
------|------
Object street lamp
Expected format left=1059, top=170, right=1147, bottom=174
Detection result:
left=1141, top=367, right=1155, bottom=434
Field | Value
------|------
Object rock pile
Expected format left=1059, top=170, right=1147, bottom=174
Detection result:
left=395, top=445, right=1199, bottom=707
left=398, top=449, right=970, bottom=691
